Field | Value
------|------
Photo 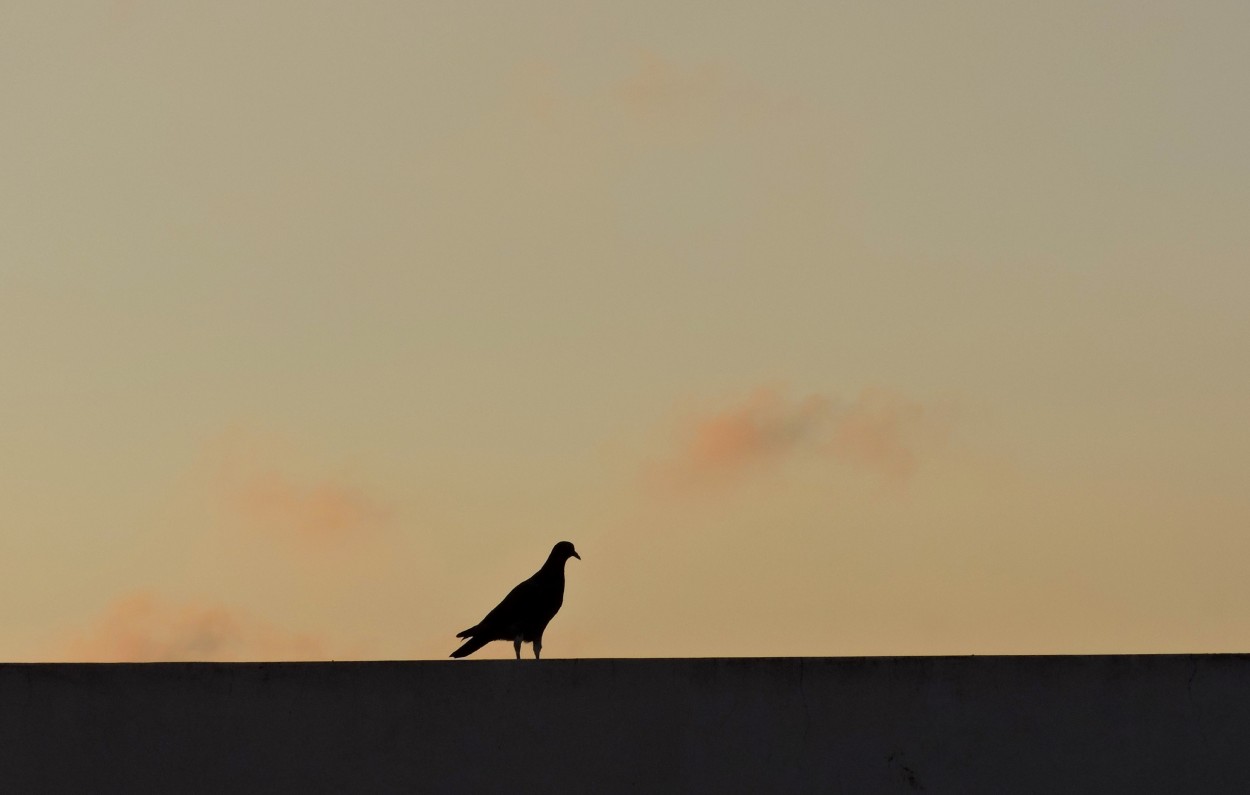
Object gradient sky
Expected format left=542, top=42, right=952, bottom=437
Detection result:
left=3, top=2, right=1248, bottom=660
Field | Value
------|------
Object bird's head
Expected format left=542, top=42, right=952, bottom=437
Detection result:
left=552, top=540, right=580, bottom=562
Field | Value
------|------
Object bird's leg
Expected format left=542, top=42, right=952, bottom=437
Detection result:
left=513, top=636, right=522, bottom=660
left=533, top=636, right=542, bottom=660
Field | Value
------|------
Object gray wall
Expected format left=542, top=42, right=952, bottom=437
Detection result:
left=2, top=655, right=1248, bottom=793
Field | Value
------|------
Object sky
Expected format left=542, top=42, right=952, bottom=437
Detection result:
left=2, top=1, right=1248, bottom=660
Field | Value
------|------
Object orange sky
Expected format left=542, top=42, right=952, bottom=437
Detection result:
left=2, top=2, right=1248, bottom=660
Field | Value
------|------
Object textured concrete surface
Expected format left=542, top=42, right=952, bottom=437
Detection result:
left=2, top=655, right=1249, bottom=793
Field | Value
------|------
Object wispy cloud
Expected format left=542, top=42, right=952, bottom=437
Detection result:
left=508, top=52, right=796, bottom=139
left=829, top=387, right=935, bottom=482
left=60, top=591, right=324, bottom=662
left=617, top=54, right=723, bottom=120
left=679, top=388, right=832, bottom=474
left=652, top=386, right=947, bottom=491
left=208, top=427, right=391, bottom=548
left=233, top=472, right=389, bottom=544
left=614, top=52, right=797, bottom=130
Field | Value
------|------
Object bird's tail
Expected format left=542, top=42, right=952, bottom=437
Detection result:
left=450, top=634, right=490, bottom=659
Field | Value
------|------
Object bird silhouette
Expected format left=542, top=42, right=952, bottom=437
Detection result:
left=450, top=541, right=580, bottom=660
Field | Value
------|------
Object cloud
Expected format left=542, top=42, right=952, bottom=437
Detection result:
left=207, top=427, right=391, bottom=548
left=829, top=387, right=934, bottom=482
left=679, top=388, right=833, bottom=474
left=60, top=591, right=324, bottom=662
left=507, top=52, right=796, bottom=142
left=614, top=52, right=797, bottom=130
left=652, top=386, right=946, bottom=491
left=617, top=54, right=724, bottom=120
left=233, top=472, right=389, bottom=544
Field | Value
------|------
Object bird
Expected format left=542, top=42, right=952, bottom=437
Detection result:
left=450, top=541, right=580, bottom=660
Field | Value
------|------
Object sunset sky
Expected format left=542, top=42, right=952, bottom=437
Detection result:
left=3, top=2, right=1248, bottom=660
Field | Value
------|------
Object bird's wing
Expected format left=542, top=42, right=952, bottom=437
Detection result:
left=464, top=575, right=542, bottom=638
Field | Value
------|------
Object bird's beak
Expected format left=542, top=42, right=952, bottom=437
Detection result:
left=572, top=550, right=581, bottom=560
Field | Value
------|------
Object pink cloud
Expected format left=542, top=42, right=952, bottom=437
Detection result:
left=614, top=53, right=798, bottom=129
left=829, top=387, right=934, bottom=482
left=234, top=472, right=389, bottom=544
left=61, top=591, right=324, bottom=662
left=617, top=54, right=724, bottom=120
left=207, top=427, right=391, bottom=548
left=682, top=388, right=833, bottom=473
left=654, top=386, right=945, bottom=490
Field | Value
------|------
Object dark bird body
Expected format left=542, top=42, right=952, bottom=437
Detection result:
left=451, top=541, right=580, bottom=660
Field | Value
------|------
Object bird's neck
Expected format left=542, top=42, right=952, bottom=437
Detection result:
left=539, top=556, right=567, bottom=576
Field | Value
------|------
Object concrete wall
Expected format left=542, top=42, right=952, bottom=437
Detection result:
left=2, top=655, right=1248, bottom=793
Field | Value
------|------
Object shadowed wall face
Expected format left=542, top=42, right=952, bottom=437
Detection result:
left=2, top=3, right=1249, bottom=661
left=3, top=657, right=1250, bottom=793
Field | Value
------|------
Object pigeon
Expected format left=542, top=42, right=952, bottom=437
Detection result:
left=450, top=541, right=580, bottom=660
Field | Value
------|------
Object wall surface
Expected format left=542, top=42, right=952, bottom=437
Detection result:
left=2, top=655, right=1248, bottom=793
